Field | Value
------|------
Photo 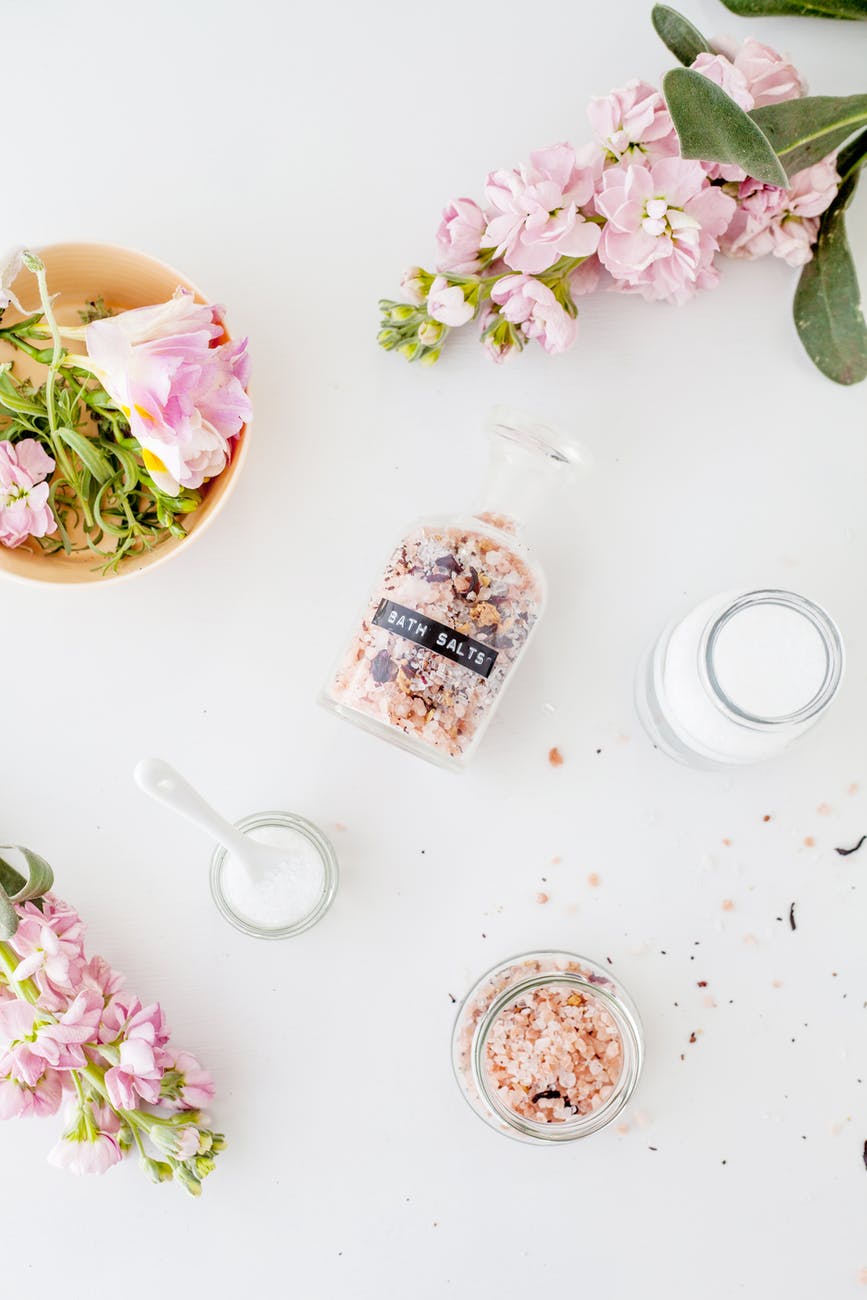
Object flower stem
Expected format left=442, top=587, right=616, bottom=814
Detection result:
left=27, top=260, right=92, bottom=526
left=30, top=263, right=62, bottom=440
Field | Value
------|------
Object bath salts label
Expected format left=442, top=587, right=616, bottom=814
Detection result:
left=373, top=599, right=498, bottom=679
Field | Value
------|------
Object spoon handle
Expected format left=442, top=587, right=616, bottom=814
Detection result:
left=134, top=757, right=251, bottom=860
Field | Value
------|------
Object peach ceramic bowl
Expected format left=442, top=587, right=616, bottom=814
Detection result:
left=0, top=242, right=249, bottom=585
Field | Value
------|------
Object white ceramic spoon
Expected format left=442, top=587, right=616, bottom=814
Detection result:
left=134, top=757, right=277, bottom=882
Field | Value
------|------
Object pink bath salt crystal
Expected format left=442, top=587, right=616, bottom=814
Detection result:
left=536, top=892, right=549, bottom=904
left=483, top=983, right=624, bottom=1123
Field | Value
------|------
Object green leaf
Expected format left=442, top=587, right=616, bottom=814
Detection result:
left=0, top=368, right=47, bottom=418
left=794, top=172, right=867, bottom=384
left=720, top=0, right=867, bottom=17
left=751, top=95, right=867, bottom=176
left=56, top=426, right=113, bottom=483
left=0, top=895, right=17, bottom=940
left=662, top=68, right=788, bottom=185
left=836, top=125, right=867, bottom=181
left=113, top=443, right=141, bottom=493
left=651, top=5, right=710, bottom=64
left=0, top=846, right=55, bottom=939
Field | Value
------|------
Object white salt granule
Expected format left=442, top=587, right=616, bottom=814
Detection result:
left=221, top=824, right=325, bottom=930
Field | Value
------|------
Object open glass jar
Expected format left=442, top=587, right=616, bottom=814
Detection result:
left=321, top=408, right=586, bottom=769
left=635, top=588, right=844, bottom=769
left=452, top=951, right=644, bottom=1144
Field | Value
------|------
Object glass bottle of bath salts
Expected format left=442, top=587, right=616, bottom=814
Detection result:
left=635, top=588, right=844, bottom=768
left=321, top=408, right=585, bottom=769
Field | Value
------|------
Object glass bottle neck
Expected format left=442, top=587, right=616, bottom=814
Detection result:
left=474, top=406, right=588, bottom=531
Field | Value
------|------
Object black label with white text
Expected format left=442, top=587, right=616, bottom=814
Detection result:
left=372, top=599, right=498, bottom=679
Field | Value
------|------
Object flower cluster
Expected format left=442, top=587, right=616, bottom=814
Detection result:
left=0, top=252, right=251, bottom=566
left=379, top=37, right=839, bottom=364
left=0, top=890, right=222, bottom=1194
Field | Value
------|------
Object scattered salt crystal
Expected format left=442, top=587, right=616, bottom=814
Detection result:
left=221, top=824, right=325, bottom=930
left=536, top=892, right=549, bottom=905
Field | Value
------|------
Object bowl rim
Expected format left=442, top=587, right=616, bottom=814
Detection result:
left=0, top=240, right=251, bottom=588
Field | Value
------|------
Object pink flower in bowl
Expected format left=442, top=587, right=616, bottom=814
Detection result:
left=85, top=290, right=251, bottom=498
left=0, top=440, right=56, bottom=548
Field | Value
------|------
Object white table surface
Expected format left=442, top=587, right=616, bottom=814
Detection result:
left=5, top=1, right=867, bottom=1295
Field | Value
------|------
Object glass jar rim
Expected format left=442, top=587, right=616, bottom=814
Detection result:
left=460, top=951, right=644, bottom=1143
left=701, top=589, right=844, bottom=730
left=209, top=810, right=339, bottom=940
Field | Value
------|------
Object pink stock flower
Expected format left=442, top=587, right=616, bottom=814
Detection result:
left=48, top=1103, right=124, bottom=1176
left=32, top=992, right=102, bottom=1072
left=167, top=1049, right=216, bottom=1110
left=0, top=1070, right=65, bottom=1119
left=0, top=1002, right=66, bottom=1118
left=0, top=993, right=99, bottom=1086
left=11, top=919, right=82, bottom=992
left=490, top=275, right=578, bottom=356
left=103, top=998, right=170, bottom=1109
left=9, top=895, right=86, bottom=1011
left=717, top=36, right=805, bottom=107
left=172, top=1126, right=201, bottom=1160
left=48, top=1131, right=123, bottom=1175
left=585, top=80, right=679, bottom=164
left=85, top=290, right=251, bottom=498
left=426, top=277, right=474, bottom=327
left=400, top=267, right=429, bottom=305
left=0, top=439, right=56, bottom=549
left=436, top=198, right=488, bottom=273
left=484, top=144, right=600, bottom=274
left=691, top=52, right=754, bottom=110
left=596, top=157, right=736, bottom=304
left=80, top=954, right=124, bottom=1007
left=720, top=159, right=838, bottom=266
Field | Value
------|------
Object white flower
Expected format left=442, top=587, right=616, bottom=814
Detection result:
left=0, top=248, right=27, bottom=314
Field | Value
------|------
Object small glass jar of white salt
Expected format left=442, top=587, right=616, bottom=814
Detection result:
left=210, top=812, right=338, bottom=939
left=635, top=588, right=844, bottom=769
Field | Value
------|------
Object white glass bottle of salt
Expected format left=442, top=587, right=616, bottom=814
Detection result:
left=635, top=588, right=844, bottom=768
left=321, top=408, right=586, bottom=769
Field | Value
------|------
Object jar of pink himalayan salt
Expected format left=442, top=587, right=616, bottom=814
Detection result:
left=452, top=951, right=644, bottom=1144
left=320, top=408, right=588, bottom=770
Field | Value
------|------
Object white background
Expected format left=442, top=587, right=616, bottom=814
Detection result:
left=3, top=0, right=867, bottom=1295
